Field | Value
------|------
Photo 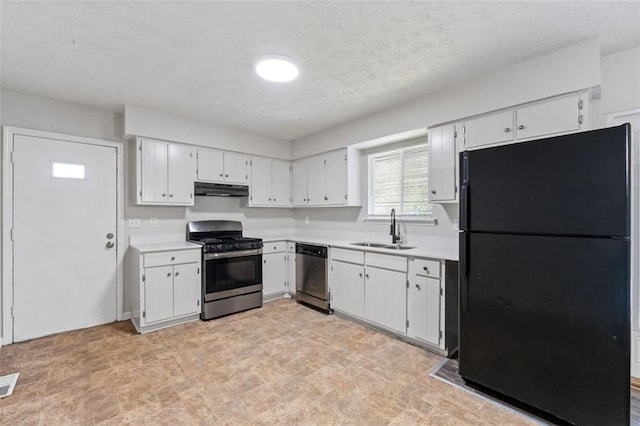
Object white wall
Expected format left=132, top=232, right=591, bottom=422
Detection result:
left=601, top=46, right=640, bottom=115
left=124, top=104, right=291, bottom=160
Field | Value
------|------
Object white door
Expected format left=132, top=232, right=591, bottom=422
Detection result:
left=292, top=159, right=308, bottom=206
left=364, top=267, right=385, bottom=326
left=383, top=268, right=408, bottom=334
left=411, top=275, right=441, bottom=346
left=173, top=262, right=200, bottom=317
left=330, top=260, right=364, bottom=318
left=197, top=147, right=225, bottom=182
left=306, top=155, right=325, bottom=206
left=144, top=266, right=174, bottom=324
left=12, top=134, right=118, bottom=341
left=250, top=157, right=272, bottom=206
left=271, top=160, right=291, bottom=207
left=167, top=143, right=195, bottom=205
left=516, top=94, right=581, bottom=140
left=224, top=152, right=249, bottom=184
left=429, top=125, right=457, bottom=202
left=324, top=150, right=347, bottom=205
left=263, top=253, right=285, bottom=296
left=141, top=139, right=168, bottom=203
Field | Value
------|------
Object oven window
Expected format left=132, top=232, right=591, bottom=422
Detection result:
left=205, top=254, right=262, bottom=294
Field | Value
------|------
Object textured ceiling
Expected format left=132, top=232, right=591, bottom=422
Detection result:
left=2, top=1, right=640, bottom=140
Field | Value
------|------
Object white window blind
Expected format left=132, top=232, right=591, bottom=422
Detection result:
left=369, top=144, right=432, bottom=217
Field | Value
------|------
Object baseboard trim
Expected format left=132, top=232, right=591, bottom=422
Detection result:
left=122, top=311, right=132, bottom=320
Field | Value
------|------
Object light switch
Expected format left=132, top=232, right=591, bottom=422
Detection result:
left=128, top=218, right=141, bottom=228
left=150, top=218, right=158, bottom=228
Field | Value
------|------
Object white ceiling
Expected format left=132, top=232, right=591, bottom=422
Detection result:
left=2, top=1, right=639, bottom=140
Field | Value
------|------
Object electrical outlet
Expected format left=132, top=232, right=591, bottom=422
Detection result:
left=150, top=218, right=158, bottom=228
left=305, top=216, right=310, bottom=225
left=128, top=218, right=141, bottom=228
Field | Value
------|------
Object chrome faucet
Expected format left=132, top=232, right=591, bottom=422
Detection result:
left=390, top=208, right=402, bottom=244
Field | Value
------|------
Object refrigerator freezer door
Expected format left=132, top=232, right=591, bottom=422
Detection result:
left=459, top=232, right=630, bottom=426
left=460, top=124, right=630, bottom=237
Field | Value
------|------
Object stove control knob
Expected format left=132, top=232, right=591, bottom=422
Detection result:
left=234, top=243, right=240, bottom=249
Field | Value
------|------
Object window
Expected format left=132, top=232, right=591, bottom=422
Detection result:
left=368, top=143, right=431, bottom=218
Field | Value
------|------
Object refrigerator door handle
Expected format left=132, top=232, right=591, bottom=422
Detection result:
left=460, top=232, right=469, bottom=311
left=460, top=151, right=470, bottom=230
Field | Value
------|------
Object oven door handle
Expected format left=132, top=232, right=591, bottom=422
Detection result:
left=204, top=249, right=262, bottom=260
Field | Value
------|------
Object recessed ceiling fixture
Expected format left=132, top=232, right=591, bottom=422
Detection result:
left=255, top=55, right=299, bottom=83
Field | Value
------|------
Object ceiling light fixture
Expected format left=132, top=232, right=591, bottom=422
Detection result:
left=255, top=55, right=300, bottom=83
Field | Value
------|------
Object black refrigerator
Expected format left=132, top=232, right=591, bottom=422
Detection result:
left=459, top=124, right=631, bottom=425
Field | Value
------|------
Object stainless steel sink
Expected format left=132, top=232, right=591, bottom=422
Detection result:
left=350, top=242, right=416, bottom=250
left=350, top=242, right=388, bottom=248
left=382, top=245, right=416, bottom=250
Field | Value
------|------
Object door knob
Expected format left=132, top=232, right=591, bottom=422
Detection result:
left=106, top=233, right=114, bottom=239
left=106, top=241, right=114, bottom=249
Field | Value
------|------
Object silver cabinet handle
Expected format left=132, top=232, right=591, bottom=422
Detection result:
left=416, top=284, right=421, bottom=290
left=105, top=241, right=114, bottom=249
left=162, top=193, right=166, bottom=197
left=517, top=124, right=525, bottom=130
left=225, top=174, right=229, bottom=178
left=431, top=190, right=436, bottom=194
left=219, top=173, right=223, bottom=177
left=264, top=259, right=267, bottom=264
left=268, top=198, right=272, bottom=201
left=175, top=272, right=180, bottom=276
left=423, top=266, right=429, bottom=273
left=503, top=127, right=511, bottom=133
left=169, top=194, right=174, bottom=198
left=106, top=233, right=114, bottom=239
left=171, top=257, right=175, bottom=261
left=274, top=198, right=276, bottom=202
left=324, top=196, right=328, bottom=201
left=359, top=273, right=363, bottom=278
left=365, top=274, right=369, bottom=279
left=166, top=272, right=171, bottom=277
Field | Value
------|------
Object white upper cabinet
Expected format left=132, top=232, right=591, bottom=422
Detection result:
left=462, top=110, right=514, bottom=150
left=136, top=137, right=196, bottom=206
left=292, top=159, right=308, bottom=206
left=249, top=157, right=292, bottom=207
left=515, top=92, right=587, bottom=141
left=428, top=124, right=457, bottom=203
left=292, top=148, right=361, bottom=207
left=197, top=148, right=249, bottom=185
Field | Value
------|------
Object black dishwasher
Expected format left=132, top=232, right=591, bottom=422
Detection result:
left=295, top=243, right=330, bottom=312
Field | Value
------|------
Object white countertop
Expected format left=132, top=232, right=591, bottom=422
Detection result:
left=130, top=241, right=202, bottom=253
left=261, top=235, right=458, bottom=261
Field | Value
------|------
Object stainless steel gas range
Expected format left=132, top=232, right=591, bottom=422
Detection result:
left=187, top=221, right=263, bottom=320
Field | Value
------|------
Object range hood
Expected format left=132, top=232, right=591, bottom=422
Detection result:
left=194, top=181, right=249, bottom=197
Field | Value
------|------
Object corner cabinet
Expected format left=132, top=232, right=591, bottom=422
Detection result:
left=292, top=148, right=362, bottom=207
left=135, top=137, right=196, bottom=206
left=127, top=244, right=202, bottom=333
left=249, top=157, right=291, bottom=207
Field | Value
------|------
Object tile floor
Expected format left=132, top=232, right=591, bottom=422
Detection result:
left=0, top=299, right=535, bottom=425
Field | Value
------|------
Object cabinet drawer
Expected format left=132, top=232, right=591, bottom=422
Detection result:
left=144, top=250, right=200, bottom=268
left=263, top=241, right=286, bottom=254
left=414, top=258, right=440, bottom=279
left=366, top=253, right=407, bottom=272
left=331, top=248, right=364, bottom=265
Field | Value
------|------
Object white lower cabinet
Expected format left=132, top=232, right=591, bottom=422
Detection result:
left=407, top=258, right=444, bottom=348
left=365, top=266, right=407, bottom=334
left=128, top=246, right=201, bottom=333
left=330, top=260, right=365, bottom=318
left=262, top=243, right=288, bottom=298
left=286, top=242, right=296, bottom=295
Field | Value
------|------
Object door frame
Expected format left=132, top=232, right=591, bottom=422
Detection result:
left=2, top=126, right=125, bottom=345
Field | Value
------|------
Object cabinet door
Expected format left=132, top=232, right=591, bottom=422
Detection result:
left=140, top=139, right=168, bottom=203
left=331, top=260, right=365, bottom=318
left=250, top=157, right=272, bottom=206
left=167, top=143, right=196, bottom=204
left=197, top=148, right=225, bottom=182
left=224, top=152, right=249, bottom=184
left=410, top=275, right=441, bottom=346
left=365, top=267, right=407, bottom=334
left=144, top=266, right=174, bottom=324
left=292, top=159, right=308, bottom=206
left=306, top=155, right=325, bottom=206
left=429, top=125, right=456, bottom=202
left=271, top=159, right=291, bottom=207
left=287, top=246, right=296, bottom=294
left=324, top=150, right=348, bottom=205
left=263, top=253, right=287, bottom=296
left=463, top=110, right=513, bottom=149
left=173, top=262, right=201, bottom=318
left=516, top=94, right=582, bottom=140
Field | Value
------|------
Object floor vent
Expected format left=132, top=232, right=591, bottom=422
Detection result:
left=0, top=373, right=19, bottom=398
